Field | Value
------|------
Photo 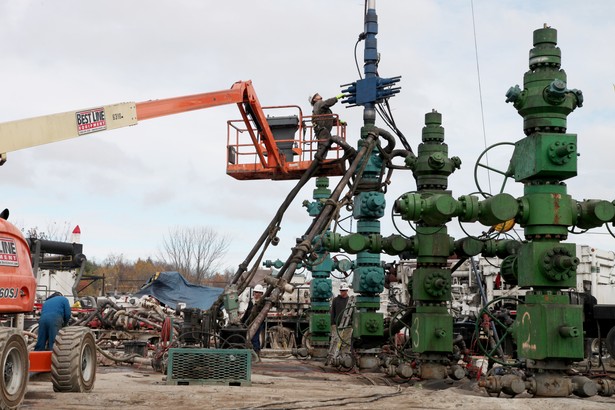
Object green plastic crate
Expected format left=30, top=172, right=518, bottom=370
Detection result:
left=167, top=348, right=251, bottom=386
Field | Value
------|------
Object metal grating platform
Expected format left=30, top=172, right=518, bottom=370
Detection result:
left=167, top=348, right=251, bottom=386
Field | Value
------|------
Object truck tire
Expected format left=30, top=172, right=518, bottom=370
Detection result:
left=51, top=326, right=97, bottom=393
left=606, top=326, right=615, bottom=359
left=0, top=329, right=28, bottom=410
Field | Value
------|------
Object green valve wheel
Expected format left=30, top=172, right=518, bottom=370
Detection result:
left=473, top=142, right=516, bottom=199
left=474, top=297, right=524, bottom=367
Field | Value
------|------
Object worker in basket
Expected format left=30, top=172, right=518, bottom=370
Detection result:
left=309, top=92, right=344, bottom=148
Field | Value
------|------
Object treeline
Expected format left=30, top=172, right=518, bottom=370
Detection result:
left=27, top=224, right=233, bottom=297
left=79, top=255, right=233, bottom=297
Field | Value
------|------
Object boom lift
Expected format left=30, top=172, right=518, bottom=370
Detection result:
left=0, top=80, right=346, bottom=180
left=0, top=80, right=347, bottom=408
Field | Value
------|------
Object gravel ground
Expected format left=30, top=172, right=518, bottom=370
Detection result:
left=21, top=356, right=615, bottom=410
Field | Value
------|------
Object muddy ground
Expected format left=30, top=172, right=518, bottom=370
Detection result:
left=22, top=356, right=615, bottom=410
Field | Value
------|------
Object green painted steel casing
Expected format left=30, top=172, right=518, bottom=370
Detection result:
left=512, top=133, right=577, bottom=182
left=310, top=278, right=332, bottom=300
left=476, top=193, right=519, bottom=226
left=313, top=177, right=331, bottom=199
left=576, top=200, right=615, bottom=229
left=514, top=241, right=577, bottom=288
left=417, top=194, right=458, bottom=225
left=310, top=253, right=335, bottom=276
left=310, top=312, right=331, bottom=335
left=519, top=184, right=573, bottom=237
left=415, top=227, right=453, bottom=265
left=411, top=306, right=452, bottom=354
left=514, top=292, right=584, bottom=361
left=354, top=264, right=384, bottom=294
left=412, top=268, right=452, bottom=301
left=353, top=191, right=386, bottom=219
left=352, top=311, right=383, bottom=337
left=506, top=27, right=582, bottom=134
left=408, top=111, right=461, bottom=190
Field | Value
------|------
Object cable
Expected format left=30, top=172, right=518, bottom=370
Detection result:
left=376, top=100, right=412, bottom=152
left=353, top=37, right=364, bottom=80
left=95, top=345, right=143, bottom=363
left=471, top=0, right=492, bottom=193
left=352, top=7, right=413, bottom=155
left=237, top=387, right=402, bottom=410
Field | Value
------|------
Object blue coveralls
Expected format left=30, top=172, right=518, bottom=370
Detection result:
left=34, top=295, right=72, bottom=351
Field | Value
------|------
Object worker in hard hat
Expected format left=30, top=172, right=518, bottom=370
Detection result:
left=34, top=291, right=72, bottom=351
left=325, top=282, right=353, bottom=366
left=241, top=284, right=266, bottom=360
left=309, top=92, right=344, bottom=148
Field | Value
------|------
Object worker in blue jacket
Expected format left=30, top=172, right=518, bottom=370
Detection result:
left=34, top=292, right=72, bottom=351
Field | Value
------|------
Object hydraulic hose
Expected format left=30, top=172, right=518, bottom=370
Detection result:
left=229, top=142, right=332, bottom=291
left=385, top=149, right=414, bottom=170
left=377, top=127, right=396, bottom=154
left=247, top=134, right=378, bottom=340
left=210, top=139, right=342, bottom=320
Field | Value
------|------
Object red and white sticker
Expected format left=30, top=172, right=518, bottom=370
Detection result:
left=76, top=107, right=107, bottom=135
left=0, top=237, right=18, bottom=267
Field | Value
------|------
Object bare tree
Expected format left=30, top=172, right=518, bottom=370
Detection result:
left=158, top=226, right=231, bottom=283
left=102, top=253, right=129, bottom=294
left=26, top=220, right=74, bottom=242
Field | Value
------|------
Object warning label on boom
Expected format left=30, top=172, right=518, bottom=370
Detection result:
left=76, top=107, right=107, bottom=135
left=0, top=238, right=18, bottom=267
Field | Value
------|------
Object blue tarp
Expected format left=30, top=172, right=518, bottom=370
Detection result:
left=134, top=271, right=223, bottom=311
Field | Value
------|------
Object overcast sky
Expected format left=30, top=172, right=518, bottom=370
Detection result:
left=1, top=1, right=614, bottom=271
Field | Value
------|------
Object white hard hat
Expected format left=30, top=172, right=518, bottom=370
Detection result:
left=253, top=284, right=265, bottom=293
left=309, top=93, right=321, bottom=105
left=340, top=282, right=350, bottom=291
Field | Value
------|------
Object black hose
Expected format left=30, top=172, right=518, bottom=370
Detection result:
left=229, top=142, right=331, bottom=290
left=210, top=140, right=342, bottom=321
left=247, top=135, right=378, bottom=339
left=377, top=127, right=396, bottom=154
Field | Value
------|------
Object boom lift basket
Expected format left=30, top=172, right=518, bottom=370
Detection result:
left=226, top=105, right=346, bottom=180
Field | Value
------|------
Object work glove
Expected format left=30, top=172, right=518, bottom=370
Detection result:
left=340, top=120, right=347, bottom=126
left=336, top=93, right=345, bottom=100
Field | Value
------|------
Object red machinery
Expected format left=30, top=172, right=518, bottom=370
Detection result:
left=0, top=215, right=97, bottom=407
